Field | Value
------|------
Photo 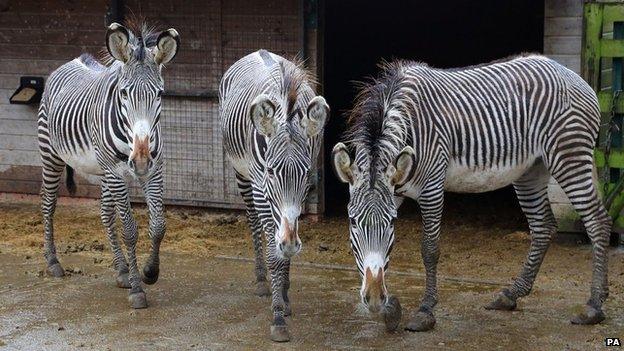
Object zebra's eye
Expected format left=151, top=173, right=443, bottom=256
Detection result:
left=120, top=89, right=128, bottom=99
left=267, top=167, right=274, bottom=177
left=157, top=90, right=163, bottom=99
left=349, top=217, right=357, bottom=226
left=390, top=217, right=397, bottom=226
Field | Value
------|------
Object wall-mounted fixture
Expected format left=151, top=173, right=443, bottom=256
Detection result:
left=10, top=76, right=44, bottom=105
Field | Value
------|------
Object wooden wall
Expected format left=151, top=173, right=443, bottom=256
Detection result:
left=0, top=0, right=313, bottom=211
left=0, top=0, right=109, bottom=198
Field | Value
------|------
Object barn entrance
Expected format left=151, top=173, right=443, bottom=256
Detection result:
left=322, top=0, right=545, bottom=217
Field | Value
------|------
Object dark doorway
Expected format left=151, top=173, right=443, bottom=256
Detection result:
left=322, top=0, right=545, bottom=218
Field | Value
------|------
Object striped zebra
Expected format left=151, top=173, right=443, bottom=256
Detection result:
left=332, top=54, right=611, bottom=332
left=38, top=22, right=179, bottom=309
left=219, top=50, right=329, bottom=342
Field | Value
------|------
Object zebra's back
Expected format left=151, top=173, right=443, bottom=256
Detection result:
left=400, top=55, right=600, bottom=192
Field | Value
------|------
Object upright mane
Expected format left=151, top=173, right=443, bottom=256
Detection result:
left=344, top=60, right=414, bottom=185
left=276, top=55, right=316, bottom=122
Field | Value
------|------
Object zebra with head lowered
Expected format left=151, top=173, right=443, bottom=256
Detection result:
left=38, top=22, right=179, bottom=309
left=220, top=50, right=329, bottom=342
left=333, top=54, right=611, bottom=331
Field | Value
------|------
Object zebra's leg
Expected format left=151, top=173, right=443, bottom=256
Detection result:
left=267, top=234, right=290, bottom=342
left=406, top=180, right=444, bottom=332
left=282, top=259, right=291, bottom=316
left=547, top=153, right=610, bottom=324
left=41, top=158, right=66, bottom=277
left=237, top=172, right=270, bottom=296
left=105, top=173, right=147, bottom=309
left=486, top=160, right=556, bottom=310
left=141, top=169, right=165, bottom=285
left=100, top=181, right=130, bottom=288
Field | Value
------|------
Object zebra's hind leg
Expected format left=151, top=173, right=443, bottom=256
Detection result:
left=141, top=169, right=166, bottom=285
left=105, top=174, right=147, bottom=309
left=40, top=158, right=66, bottom=277
left=237, top=172, right=270, bottom=296
left=486, top=160, right=556, bottom=311
left=100, top=181, right=130, bottom=288
left=547, top=153, right=610, bottom=324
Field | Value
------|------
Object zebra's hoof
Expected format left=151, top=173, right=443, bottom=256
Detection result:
left=405, top=311, right=435, bottom=332
left=142, top=265, right=159, bottom=285
left=116, top=272, right=131, bottom=289
left=129, top=291, right=148, bottom=309
left=485, top=292, right=517, bottom=311
left=254, top=280, right=271, bottom=297
left=270, top=325, right=291, bottom=342
left=571, top=305, right=605, bottom=325
left=382, top=295, right=402, bottom=332
left=46, top=263, right=65, bottom=277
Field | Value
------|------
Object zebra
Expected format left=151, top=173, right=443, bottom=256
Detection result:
left=38, top=21, right=180, bottom=309
left=219, top=50, right=329, bottom=342
left=332, top=54, right=611, bottom=332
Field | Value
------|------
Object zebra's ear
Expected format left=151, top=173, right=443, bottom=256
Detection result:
left=106, top=23, right=131, bottom=63
left=302, top=96, right=329, bottom=138
left=250, top=94, right=277, bottom=137
left=389, top=146, right=415, bottom=186
left=332, top=142, right=355, bottom=184
left=155, top=28, right=180, bottom=65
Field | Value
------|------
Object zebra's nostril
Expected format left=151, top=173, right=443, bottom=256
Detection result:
left=278, top=242, right=284, bottom=252
left=364, top=294, right=370, bottom=304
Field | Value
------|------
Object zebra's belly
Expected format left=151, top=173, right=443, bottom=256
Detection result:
left=58, top=148, right=104, bottom=176
left=444, top=158, right=537, bottom=193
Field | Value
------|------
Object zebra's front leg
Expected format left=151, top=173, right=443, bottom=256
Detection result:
left=282, top=259, right=291, bottom=316
left=406, top=183, right=444, bottom=332
left=106, top=174, right=146, bottom=309
left=267, top=238, right=291, bottom=342
left=101, top=182, right=130, bottom=288
left=141, top=171, right=165, bottom=285
left=237, top=173, right=270, bottom=296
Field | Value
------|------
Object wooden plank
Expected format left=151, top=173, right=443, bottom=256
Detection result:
left=545, top=0, right=584, bottom=18
left=600, top=38, right=624, bottom=57
left=583, top=3, right=604, bottom=91
left=544, top=36, right=582, bottom=55
left=544, top=17, right=583, bottom=37
left=603, top=3, right=624, bottom=23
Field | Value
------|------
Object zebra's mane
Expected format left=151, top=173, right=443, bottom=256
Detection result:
left=345, top=60, right=414, bottom=185
left=99, top=17, right=160, bottom=65
left=276, top=56, right=316, bottom=122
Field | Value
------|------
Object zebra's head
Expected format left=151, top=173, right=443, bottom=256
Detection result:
left=105, top=22, right=180, bottom=177
left=249, top=67, right=329, bottom=258
left=333, top=142, right=414, bottom=312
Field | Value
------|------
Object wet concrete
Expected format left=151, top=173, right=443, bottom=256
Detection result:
left=0, top=251, right=621, bottom=350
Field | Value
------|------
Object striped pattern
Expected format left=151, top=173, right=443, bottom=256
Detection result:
left=38, top=23, right=174, bottom=307
left=339, top=54, right=611, bottom=325
left=219, top=50, right=326, bottom=336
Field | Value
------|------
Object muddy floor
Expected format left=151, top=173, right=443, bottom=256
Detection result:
left=0, top=194, right=623, bottom=350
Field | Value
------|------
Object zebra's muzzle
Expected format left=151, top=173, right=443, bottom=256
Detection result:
left=362, top=266, right=387, bottom=313
left=129, top=135, right=151, bottom=176
left=276, top=217, right=301, bottom=258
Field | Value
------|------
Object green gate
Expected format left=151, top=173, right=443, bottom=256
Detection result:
left=584, top=1, right=624, bottom=243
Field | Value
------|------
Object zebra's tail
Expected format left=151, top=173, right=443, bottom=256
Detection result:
left=65, top=165, right=77, bottom=196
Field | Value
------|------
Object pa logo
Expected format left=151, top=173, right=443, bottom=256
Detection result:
left=606, top=338, right=621, bottom=347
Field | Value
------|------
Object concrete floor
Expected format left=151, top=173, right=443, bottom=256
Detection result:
left=0, top=251, right=621, bottom=351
